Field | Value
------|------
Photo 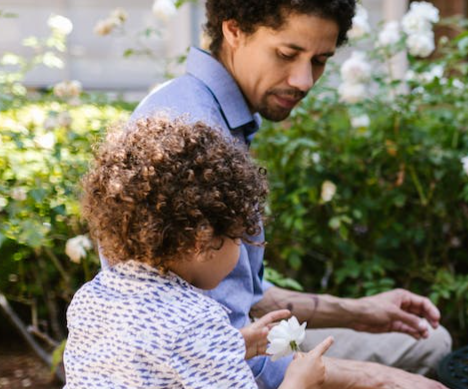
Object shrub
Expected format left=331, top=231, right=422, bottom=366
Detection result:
left=253, top=5, right=468, bottom=344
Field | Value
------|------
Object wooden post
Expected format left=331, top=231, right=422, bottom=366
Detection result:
left=383, top=0, right=409, bottom=92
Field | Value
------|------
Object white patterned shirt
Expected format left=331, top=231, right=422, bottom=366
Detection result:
left=64, top=260, right=257, bottom=389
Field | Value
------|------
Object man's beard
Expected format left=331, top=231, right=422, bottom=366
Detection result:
left=257, top=88, right=307, bottom=122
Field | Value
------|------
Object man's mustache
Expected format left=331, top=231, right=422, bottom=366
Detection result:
left=268, top=89, right=308, bottom=100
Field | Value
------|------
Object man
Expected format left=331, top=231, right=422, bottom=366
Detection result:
left=132, top=0, right=451, bottom=388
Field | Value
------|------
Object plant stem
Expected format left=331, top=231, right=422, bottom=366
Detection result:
left=409, top=165, right=428, bottom=206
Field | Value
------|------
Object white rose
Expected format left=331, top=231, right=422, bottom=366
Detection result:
left=35, top=132, right=56, bottom=150
left=65, top=235, right=93, bottom=264
left=421, top=65, right=444, bottom=83
left=11, top=187, right=27, bottom=202
left=377, top=21, right=401, bottom=47
left=461, top=156, right=468, bottom=175
left=312, top=152, right=321, bottom=164
left=339, top=82, right=366, bottom=104
left=110, top=7, right=128, bottom=23
left=340, top=52, right=371, bottom=84
left=321, top=181, right=337, bottom=203
left=152, top=0, right=177, bottom=21
left=351, top=114, right=370, bottom=129
left=453, top=79, right=464, bottom=90
left=406, top=32, right=435, bottom=58
left=43, top=116, right=58, bottom=130
left=0, top=196, right=8, bottom=211
left=93, top=18, right=118, bottom=36
left=409, top=1, right=440, bottom=23
left=57, top=111, right=73, bottom=127
left=266, top=316, right=307, bottom=361
left=47, top=14, right=73, bottom=35
left=347, top=4, right=370, bottom=40
left=401, top=12, right=432, bottom=35
left=53, top=80, right=82, bottom=98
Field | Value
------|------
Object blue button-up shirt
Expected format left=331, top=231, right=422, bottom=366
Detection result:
left=131, top=47, right=292, bottom=389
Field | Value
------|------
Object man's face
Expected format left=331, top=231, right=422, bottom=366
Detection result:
left=222, top=13, right=339, bottom=122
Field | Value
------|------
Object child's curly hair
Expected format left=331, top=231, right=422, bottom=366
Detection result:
left=81, top=116, right=268, bottom=268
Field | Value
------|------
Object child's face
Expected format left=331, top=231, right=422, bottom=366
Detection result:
left=191, top=238, right=242, bottom=290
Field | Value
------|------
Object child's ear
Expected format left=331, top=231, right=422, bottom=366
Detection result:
left=194, top=237, right=222, bottom=263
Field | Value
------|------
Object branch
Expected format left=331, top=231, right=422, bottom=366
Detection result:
left=0, top=292, right=65, bottom=382
left=28, top=325, right=59, bottom=348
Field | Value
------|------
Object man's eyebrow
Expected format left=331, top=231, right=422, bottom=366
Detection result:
left=283, top=43, right=335, bottom=57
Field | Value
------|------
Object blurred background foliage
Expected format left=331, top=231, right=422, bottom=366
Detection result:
left=253, top=13, right=468, bottom=345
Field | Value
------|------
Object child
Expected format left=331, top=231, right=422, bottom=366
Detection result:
left=63, top=116, right=333, bottom=389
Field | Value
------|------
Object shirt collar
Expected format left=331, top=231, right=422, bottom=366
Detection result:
left=186, top=47, right=258, bottom=133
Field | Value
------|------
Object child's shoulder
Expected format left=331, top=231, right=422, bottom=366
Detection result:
left=68, top=260, right=229, bottom=331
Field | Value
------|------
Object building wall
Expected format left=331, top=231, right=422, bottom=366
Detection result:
left=0, top=0, right=202, bottom=93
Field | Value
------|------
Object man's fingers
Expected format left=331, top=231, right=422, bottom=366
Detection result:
left=391, top=321, right=424, bottom=339
left=254, top=309, right=291, bottom=327
left=309, top=336, right=334, bottom=357
left=400, top=291, right=440, bottom=327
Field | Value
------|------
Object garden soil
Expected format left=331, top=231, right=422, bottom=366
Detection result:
left=0, top=329, right=62, bottom=389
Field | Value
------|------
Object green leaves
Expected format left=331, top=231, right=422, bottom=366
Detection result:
left=0, top=99, right=133, bottom=340
left=253, top=25, right=468, bottom=336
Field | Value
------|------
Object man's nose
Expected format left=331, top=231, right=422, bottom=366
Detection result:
left=288, top=63, right=314, bottom=93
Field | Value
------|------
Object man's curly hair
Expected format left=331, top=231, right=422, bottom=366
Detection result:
left=205, top=0, right=356, bottom=57
left=81, top=117, right=268, bottom=268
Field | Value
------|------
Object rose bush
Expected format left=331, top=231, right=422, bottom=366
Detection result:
left=253, top=2, right=468, bottom=344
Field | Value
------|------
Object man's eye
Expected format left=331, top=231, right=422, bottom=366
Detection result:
left=312, top=58, right=327, bottom=66
left=278, top=52, right=295, bottom=60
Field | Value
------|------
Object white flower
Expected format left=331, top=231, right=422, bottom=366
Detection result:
left=0, top=196, right=8, bottom=211
left=406, top=32, right=435, bottom=58
left=266, top=316, right=307, bottom=362
left=11, top=187, right=27, bottom=202
left=1, top=53, right=21, bottom=66
left=65, top=235, right=93, bottom=264
left=53, top=80, right=82, bottom=98
left=57, top=111, right=73, bottom=127
left=35, top=132, right=56, bottom=150
left=152, top=0, right=177, bottom=21
left=339, top=82, right=366, bottom=104
left=377, top=21, right=401, bottom=47
left=8, top=274, right=18, bottom=283
left=47, top=14, right=73, bottom=35
left=453, top=79, right=464, bottom=89
left=321, top=181, right=337, bottom=203
left=110, top=7, right=128, bottom=23
left=340, top=52, right=371, bottom=85
left=409, top=1, right=440, bottom=24
left=312, top=152, right=321, bottom=164
left=402, top=2, right=439, bottom=37
left=461, top=156, right=468, bottom=175
left=422, top=65, right=444, bottom=83
left=351, top=114, right=370, bottom=128
left=401, top=11, right=432, bottom=35
left=347, top=4, right=371, bottom=40
left=93, top=18, right=118, bottom=36
left=200, top=31, right=212, bottom=51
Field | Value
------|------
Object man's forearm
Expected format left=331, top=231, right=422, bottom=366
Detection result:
left=251, top=286, right=358, bottom=328
left=322, top=357, right=383, bottom=389
left=323, top=357, right=448, bottom=389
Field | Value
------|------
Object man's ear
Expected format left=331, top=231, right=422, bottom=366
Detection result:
left=222, top=19, right=244, bottom=49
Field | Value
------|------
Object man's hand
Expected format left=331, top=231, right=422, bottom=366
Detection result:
left=322, top=356, right=449, bottom=389
left=352, top=289, right=440, bottom=339
left=240, top=309, right=291, bottom=359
